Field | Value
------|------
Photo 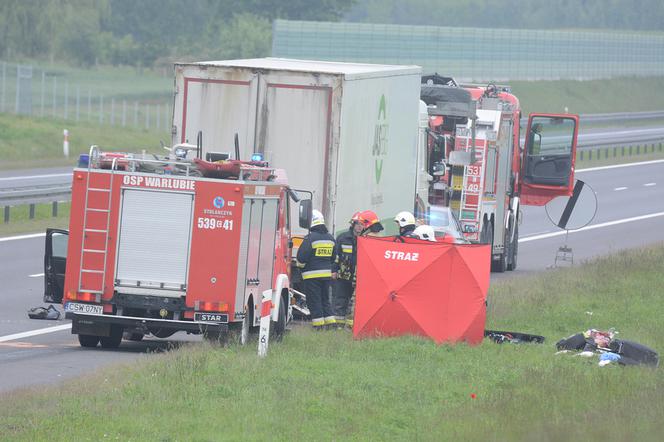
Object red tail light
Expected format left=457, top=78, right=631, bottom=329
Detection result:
left=194, top=301, right=228, bottom=312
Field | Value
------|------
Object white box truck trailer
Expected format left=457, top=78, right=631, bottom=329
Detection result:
left=172, top=58, right=422, bottom=234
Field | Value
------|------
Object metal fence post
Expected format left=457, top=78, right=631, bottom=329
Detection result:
left=29, top=204, right=35, bottom=219
left=580, top=150, right=584, bottom=161
left=41, top=71, right=45, bottom=117
left=52, top=76, right=57, bottom=118
left=605, top=148, right=608, bottom=159
left=613, top=146, right=617, bottom=157
left=622, top=146, right=625, bottom=156
left=64, top=81, right=69, bottom=119
left=589, top=150, right=592, bottom=161
left=0, top=61, right=5, bottom=113
left=99, top=95, right=104, bottom=124
left=3, top=206, right=9, bottom=223
left=629, top=146, right=632, bottom=155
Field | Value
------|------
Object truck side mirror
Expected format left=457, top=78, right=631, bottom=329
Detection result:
left=299, top=199, right=312, bottom=229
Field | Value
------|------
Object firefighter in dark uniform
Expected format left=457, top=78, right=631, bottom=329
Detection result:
left=296, top=209, right=337, bottom=330
left=332, top=210, right=384, bottom=328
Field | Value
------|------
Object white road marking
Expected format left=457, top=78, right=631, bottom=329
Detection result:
left=577, top=159, right=664, bottom=173
left=29, top=273, right=44, bottom=278
left=0, top=323, right=72, bottom=343
left=0, top=173, right=71, bottom=181
left=520, top=211, right=664, bottom=243
left=0, top=232, right=46, bottom=242
left=644, top=182, right=656, bottom=187
left=614, top=187, right=628, bottom=191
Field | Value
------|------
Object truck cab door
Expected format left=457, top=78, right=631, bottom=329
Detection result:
left=44, top=228, right=68, bottom=304
left=519, top=114, right=579, bottom=206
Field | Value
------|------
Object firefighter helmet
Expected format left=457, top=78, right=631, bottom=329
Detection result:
left=311, top=210, right=325, bottom=227
left=394, top=211, right=416, bottom=228
left=414, top=225, right=437, bottom=242
left=350, top=211, right=362, bottom=224
left=358, top=210, right=384, bottom=233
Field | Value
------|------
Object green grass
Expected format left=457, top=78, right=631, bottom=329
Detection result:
left=0, top=113, right=169, bottom=169
left=511, top=77, right=664, bottom=115
left=2, top=245, right=663, bottom=441
left=0, top=203, right=70, bottom=237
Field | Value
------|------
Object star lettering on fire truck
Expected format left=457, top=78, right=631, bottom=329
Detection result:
left=384, top=250, right=420, bottom=261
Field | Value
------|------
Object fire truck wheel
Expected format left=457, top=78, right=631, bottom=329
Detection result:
left=270, top=295, right=287, bottom=341
left=100, top=325, right=124, bottom=349
left=78, top=334, right=100, bottom=348
left=239, top=303, right=254, bottom=346
left=507, top=225, right=519, bottom=271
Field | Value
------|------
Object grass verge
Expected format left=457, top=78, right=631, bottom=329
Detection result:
left=0, top=203, right=70, bottom=237
left=0, top=113, right=169, bottom=170
left=1, top=245, right=663, bottom=441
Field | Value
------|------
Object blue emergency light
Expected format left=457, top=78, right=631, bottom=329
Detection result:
left=251, top=153, right=264, bottom=162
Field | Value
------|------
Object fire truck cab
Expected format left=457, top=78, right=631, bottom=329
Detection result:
left=48, top=147, right=311, bottom=348
left=417, top=76, right=579, bottom=272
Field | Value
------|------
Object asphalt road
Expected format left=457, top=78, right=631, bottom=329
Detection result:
left=0, top=160, right=663, bottom=394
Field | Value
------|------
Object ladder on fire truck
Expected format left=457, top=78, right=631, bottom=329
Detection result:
left=458, top=140, right=486, bottom=242
left=77, top=146, right=116, bottom=295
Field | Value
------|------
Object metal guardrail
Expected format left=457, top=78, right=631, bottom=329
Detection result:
left=519, top=111, right=664, bottom=127
left=0, top=185, right=71, bottom=206
left=1, top=185, right=71, bottom=223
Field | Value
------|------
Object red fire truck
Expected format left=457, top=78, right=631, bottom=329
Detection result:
left=416, top=76, right=579, bottom=271
left=44, top=147, right=311, bottom=348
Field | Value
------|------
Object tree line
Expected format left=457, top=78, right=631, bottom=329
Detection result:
left=1, top=0, right=661, bottom=69
left=0, top=0, right=354, bottom=67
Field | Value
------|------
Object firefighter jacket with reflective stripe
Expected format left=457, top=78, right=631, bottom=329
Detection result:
left=296, top=230, right=336, bottom=280
left=332, top=228, right=356, bottom=282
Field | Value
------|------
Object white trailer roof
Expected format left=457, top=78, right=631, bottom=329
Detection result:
left=182, top=58, right=421, bottom=80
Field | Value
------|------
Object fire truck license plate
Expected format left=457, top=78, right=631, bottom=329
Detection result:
left=194, top=313, right=228, bottom=323
left=64, top=302, right=103, bottom=315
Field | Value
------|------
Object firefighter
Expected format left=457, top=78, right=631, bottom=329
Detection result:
left=413, top=224, right=437, bottom=242
left=331, top=210, right=384, bottom=329
left=394, top=211, right=417, bottom=239
left=296, top=209, right=337, bottom=330
left=331, top=212, right=363, bottom=328
left=358, top=210, right=384, bottom=236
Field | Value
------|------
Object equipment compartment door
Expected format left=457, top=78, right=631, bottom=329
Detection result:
left=115, top=189, right=194, bottom=292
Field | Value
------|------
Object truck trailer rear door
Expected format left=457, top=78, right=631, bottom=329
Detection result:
left=520, top=114, right=579, bottom=206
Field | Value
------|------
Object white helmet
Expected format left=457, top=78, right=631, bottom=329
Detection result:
left=311, top=209, right=325, bottom=227
left=414, top=225, right=437, bottom=242
left=394, top=211, right=416, bottom=228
